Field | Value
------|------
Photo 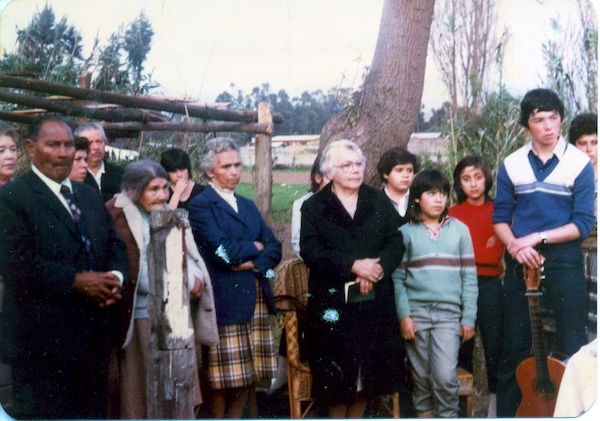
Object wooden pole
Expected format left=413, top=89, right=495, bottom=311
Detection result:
left=0, top=111, right=273, bottom=135
left=147, top=210, right=196, bottom=419
left=102, top=120, right=273, bottom=134
left=0, top=110, right=34, bottom=124
left=255, top=101, right=273, bottom=223
left=0, top=88, right=167, bottom=123
left=0, top=73, right=283, bottom=123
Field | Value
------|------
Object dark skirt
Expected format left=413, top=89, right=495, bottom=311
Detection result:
left=306, top=278, right=407, bottom=405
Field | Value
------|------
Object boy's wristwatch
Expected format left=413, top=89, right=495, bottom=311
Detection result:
left=539, top=231, right=548, bottom=245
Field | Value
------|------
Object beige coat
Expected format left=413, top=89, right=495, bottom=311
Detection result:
left=107, top=191, right=218, bottom=350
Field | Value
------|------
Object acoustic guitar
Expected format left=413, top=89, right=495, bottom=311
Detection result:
left=515, top=264, right=566, bottom=417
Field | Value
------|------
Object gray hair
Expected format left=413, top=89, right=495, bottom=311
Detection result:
left=320, top=139, right=366, bottom=177
left=121, top=159, right=168, bottom=202
left=200, top=137, right=241, bottom=177
left=0, top=121, right=20, bottom=144
left=74, top=122, right=108, bottom=143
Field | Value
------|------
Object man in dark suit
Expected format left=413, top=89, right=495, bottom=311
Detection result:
left=74, top=122, right=124, bottom=202
left=0, top=116, right=129, bottom=419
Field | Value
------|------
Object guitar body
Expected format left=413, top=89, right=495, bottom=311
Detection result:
left=515, top=265, right=567, bottom=417
left=516, top=356, right=566, bottom=417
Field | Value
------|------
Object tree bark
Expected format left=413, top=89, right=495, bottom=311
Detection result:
left=319, top=0, right=436, bottom=186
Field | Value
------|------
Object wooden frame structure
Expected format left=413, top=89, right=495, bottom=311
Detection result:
left=0, top=72, right=282, bottom=220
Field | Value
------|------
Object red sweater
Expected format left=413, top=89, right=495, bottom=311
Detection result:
left=449, top=200, right=504, bottom=277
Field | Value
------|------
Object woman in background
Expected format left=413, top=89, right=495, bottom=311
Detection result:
left=449, top=155, right=504, bottom=417
left=0, top=121, right=19, bottom=416
left=160, top=147, right=204, bottom=210
left=0, top=122, right=19, bottom=187
left=290, top=153, right=329, bottom=259
left=69, top=137, right=91, bottom=183
left=569, top=113, right=597, bottom=180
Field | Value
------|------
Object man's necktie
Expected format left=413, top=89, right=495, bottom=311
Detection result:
left=60, top=185, right=96, bottom=270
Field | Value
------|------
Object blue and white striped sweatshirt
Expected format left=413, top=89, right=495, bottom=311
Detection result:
left=493, top=137, right=595, bottom=264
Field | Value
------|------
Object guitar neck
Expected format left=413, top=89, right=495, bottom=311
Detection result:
left=526, top=290, right=552, bottom=383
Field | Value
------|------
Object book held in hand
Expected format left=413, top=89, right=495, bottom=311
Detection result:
left=344, top=281, right=375, bottom=304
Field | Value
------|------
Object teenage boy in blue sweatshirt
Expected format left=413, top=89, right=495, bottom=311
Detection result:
left=492, top=89, right=596, bottom=417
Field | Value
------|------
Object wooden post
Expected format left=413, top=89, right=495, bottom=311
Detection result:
left=147, top=209, right=196, bottom=419
left=255, top=101, right=273, bottom=223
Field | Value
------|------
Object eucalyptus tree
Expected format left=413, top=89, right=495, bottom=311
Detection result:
left=123, top=12, right=155, bottom=95
left=0, top=6, right=157, bottom=96
left=430, top=0, right=504, bottom=118
left=96, top=11, right=157, bottom=95
left=0, top=4, right=90, bottom=85
left=542, top=0, right=597, bottom=115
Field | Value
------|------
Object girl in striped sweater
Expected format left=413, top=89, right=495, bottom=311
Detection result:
left=393, top=169, right=478, bottom=418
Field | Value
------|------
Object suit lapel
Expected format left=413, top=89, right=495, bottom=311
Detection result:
left=24, top=172, right=81, bottom=240
left=72, top=183, right=104, bottom=250
left=234, top=194, right=253, bottom=227
left=101, top=162, right=115, bottom=186
left=84, top=171, right=100, bottom=189
left=353, top=185, right=374, bottom=226
left=320, top=184, right=354, bottom=228
left=205, top=186, right=250, bottom=228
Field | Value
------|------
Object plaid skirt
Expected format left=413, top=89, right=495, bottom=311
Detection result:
left=205, top=282, right=277, bottom=389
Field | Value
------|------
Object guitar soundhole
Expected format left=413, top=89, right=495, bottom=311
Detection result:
left=533, top=378, right=557, bottom=398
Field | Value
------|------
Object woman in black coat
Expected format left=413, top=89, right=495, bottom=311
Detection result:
left=300, top=139, right=407, bottom=418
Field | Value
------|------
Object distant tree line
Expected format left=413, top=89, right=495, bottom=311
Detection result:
left=215, top=82, right=448, bottom=141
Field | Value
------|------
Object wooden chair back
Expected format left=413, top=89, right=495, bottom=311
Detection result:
left=273, top=257, right=402, bottom=418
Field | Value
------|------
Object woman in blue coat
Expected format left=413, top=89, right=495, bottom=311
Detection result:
left=188, top=137, right=281, bottom=418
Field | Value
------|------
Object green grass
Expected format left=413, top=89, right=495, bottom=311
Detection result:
left=236, top=182, right=309, bottom=224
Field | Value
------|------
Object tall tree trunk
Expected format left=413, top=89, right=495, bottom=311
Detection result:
left=319, top=0, right=436, bottom=186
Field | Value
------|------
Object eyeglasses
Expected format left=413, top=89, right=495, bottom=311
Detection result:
left=333, top=160, right=366, bottom=174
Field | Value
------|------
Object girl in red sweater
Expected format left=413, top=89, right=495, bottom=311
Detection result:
left=448, top=155, right=505, bottom=417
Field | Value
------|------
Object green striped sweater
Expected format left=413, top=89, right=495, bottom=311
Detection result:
left=392, top=217, right=478, bottom=327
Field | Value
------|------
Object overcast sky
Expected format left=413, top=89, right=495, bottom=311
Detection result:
left=0, top=0, right=597, bottom=115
